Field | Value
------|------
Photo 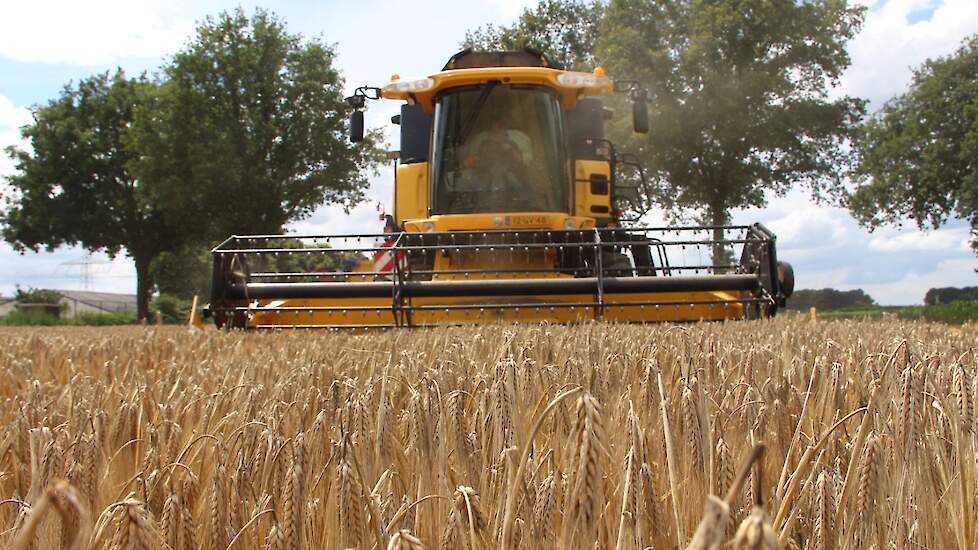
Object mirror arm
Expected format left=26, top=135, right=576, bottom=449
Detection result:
left=344, top=86, right=382, bottom=107
left=612, top=80, right=649, bottom=102
left=344, top=86, right=382, bottom=144
left=612, top=80, right=640, bottom=94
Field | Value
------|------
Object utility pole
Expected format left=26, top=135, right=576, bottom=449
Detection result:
left=58, top=254, right=110, bottom=290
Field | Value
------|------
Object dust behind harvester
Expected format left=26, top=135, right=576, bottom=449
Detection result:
left=205, top=50, right=794, bottom=328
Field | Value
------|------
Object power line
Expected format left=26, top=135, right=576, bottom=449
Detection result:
left=58, top=254, right=112, bottom=290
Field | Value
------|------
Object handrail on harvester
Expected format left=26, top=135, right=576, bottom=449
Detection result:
left=228, top=274, right=760, bottom=300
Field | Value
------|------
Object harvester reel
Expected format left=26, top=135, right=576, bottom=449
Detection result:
left=207, top=224, right=785, bottom=328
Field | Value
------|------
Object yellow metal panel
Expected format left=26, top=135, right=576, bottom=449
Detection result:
left=601, top=291, right=747, bottom=322
left=248, top=297, right=396, bottom=328
left=381, top=67, right=614, bottom=112
left=395, top=162, right=428, bottom=224
left=574, top=160, right=612, bottom=220
left=430, top=247, right=566, bottom=280
left=403, top=212, right=594, bottom=232
left=243, top=290, right=747, bottom=329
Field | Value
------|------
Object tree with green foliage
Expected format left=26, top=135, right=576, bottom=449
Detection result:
left=152, top=246, right=212, bottom=300
left=849, top=35, right=978, bottom=268
left=13, top=287, right=65, bottom=305
left=464, top=0, right=604, bottom=70
left=598, top=0, right=866, bottom=241
left=924, top=286, right=978, bottom=306
left=465, top=0, right=866, bottom=261
left=143, top=9, right=385, bottom=302
left=786, top=288, right=876, bottom=311
left=2, top=71, right=182, bottom=320
left=153, top=293, right=192, bottom=324
left=12, top=287, right=66, bottom=318
left=130, top=8, right=384, bottom=246
left=3, top=8, right=384, bottom=319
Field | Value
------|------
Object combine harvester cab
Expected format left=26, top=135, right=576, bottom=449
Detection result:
left=205, top=50, right=794, bottom=329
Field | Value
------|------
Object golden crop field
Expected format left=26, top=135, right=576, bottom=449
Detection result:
left=0, top=318, right=975, bottom=549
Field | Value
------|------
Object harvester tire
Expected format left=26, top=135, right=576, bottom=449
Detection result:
left=629, top=237, right=655, bottom=277
left=777, top=261, right=795, bottom=301
left=603, top=253, right=633, bottom=277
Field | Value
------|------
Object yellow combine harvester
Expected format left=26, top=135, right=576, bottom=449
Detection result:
left=205, top=50, right=793, bottom=329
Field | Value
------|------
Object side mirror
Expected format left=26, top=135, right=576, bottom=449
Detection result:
left=632, top=94, right=649, bottom=134
left=349, top=110, right=364, bottom=143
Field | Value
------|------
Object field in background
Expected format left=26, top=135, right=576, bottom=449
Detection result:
left=0, top=309, right=138, bottom=327
left=816, top=300, right=978, bottom=324
left=0, top=318, right=975, bottom=549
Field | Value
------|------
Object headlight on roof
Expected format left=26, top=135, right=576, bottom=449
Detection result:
left=556, top=72, right=611, bottom=89
left=382, top=77, right=435, bottom=94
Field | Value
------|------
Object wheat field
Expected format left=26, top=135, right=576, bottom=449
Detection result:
left=0, top=318, right=974, bottom=549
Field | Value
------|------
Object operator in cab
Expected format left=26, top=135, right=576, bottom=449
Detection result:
left=466, top=120, right=530, bottom=194
left=433, top=84, right=567, bottom=215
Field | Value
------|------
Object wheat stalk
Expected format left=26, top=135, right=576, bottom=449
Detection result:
left=389, top=528, right=426, bottom=550
left=107, top=499, right=161, bottom=550
left=0, top=318, right=974, bottom=550
left=562, top=393, right=605, bottom=547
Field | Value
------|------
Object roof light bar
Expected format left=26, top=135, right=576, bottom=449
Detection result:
left=382, top=77, right=435, bottom=94
left=556, top=72, right=611, bottom=89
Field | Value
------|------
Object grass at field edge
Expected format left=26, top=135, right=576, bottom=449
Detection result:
left=797, top=300, right=978, bottom=324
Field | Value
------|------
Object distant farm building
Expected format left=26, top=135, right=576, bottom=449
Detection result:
left=53, top=290, right=137, bottom=317
left=0, top=290, right=137, bottom=320
left=0, top=296, right=15, bottom=318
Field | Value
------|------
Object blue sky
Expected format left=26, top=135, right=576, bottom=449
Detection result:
left=1, top=0, right=976, bottom=304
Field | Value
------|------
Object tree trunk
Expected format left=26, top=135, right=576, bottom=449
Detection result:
left=134, top=255, right=154, bottom=322
left=709, top=202, right=730, bottom=274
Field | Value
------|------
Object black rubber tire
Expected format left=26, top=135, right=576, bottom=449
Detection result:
left=777, top=261, right=795, bottom=298
left=602, top=252, right=633, bottom=277
left=630, top=238, right=655, bottom=276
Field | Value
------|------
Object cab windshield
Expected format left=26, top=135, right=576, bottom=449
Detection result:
left=430, top=84, right=568, bottom=214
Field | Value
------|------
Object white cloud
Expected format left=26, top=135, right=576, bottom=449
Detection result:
left=0, top=94, right=31, bottom=176
left=0, top=0, right=196, bottom=65
left=762, top=202, right=849, bottom=248
left=857, top=257, right=976, bottom=304
left=868, top=225, right=972, bottom=252
left=839, top=0, right=978, bottom=108
left=0, top=94, right=31, bottom=130
left=733, top=190, right=977, bottom=305
left=482, top=0, right=535, bottom=20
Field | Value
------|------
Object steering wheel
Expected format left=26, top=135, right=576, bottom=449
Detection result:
left=446, top=190, right=479, bottom=212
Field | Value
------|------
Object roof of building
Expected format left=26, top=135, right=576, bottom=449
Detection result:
left=51, top=290, right=137, bottom=312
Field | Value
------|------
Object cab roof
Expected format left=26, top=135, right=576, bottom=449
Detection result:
left=442, top=49, right=560, bottom=71
left=381, top=50, right=613, bottom=112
